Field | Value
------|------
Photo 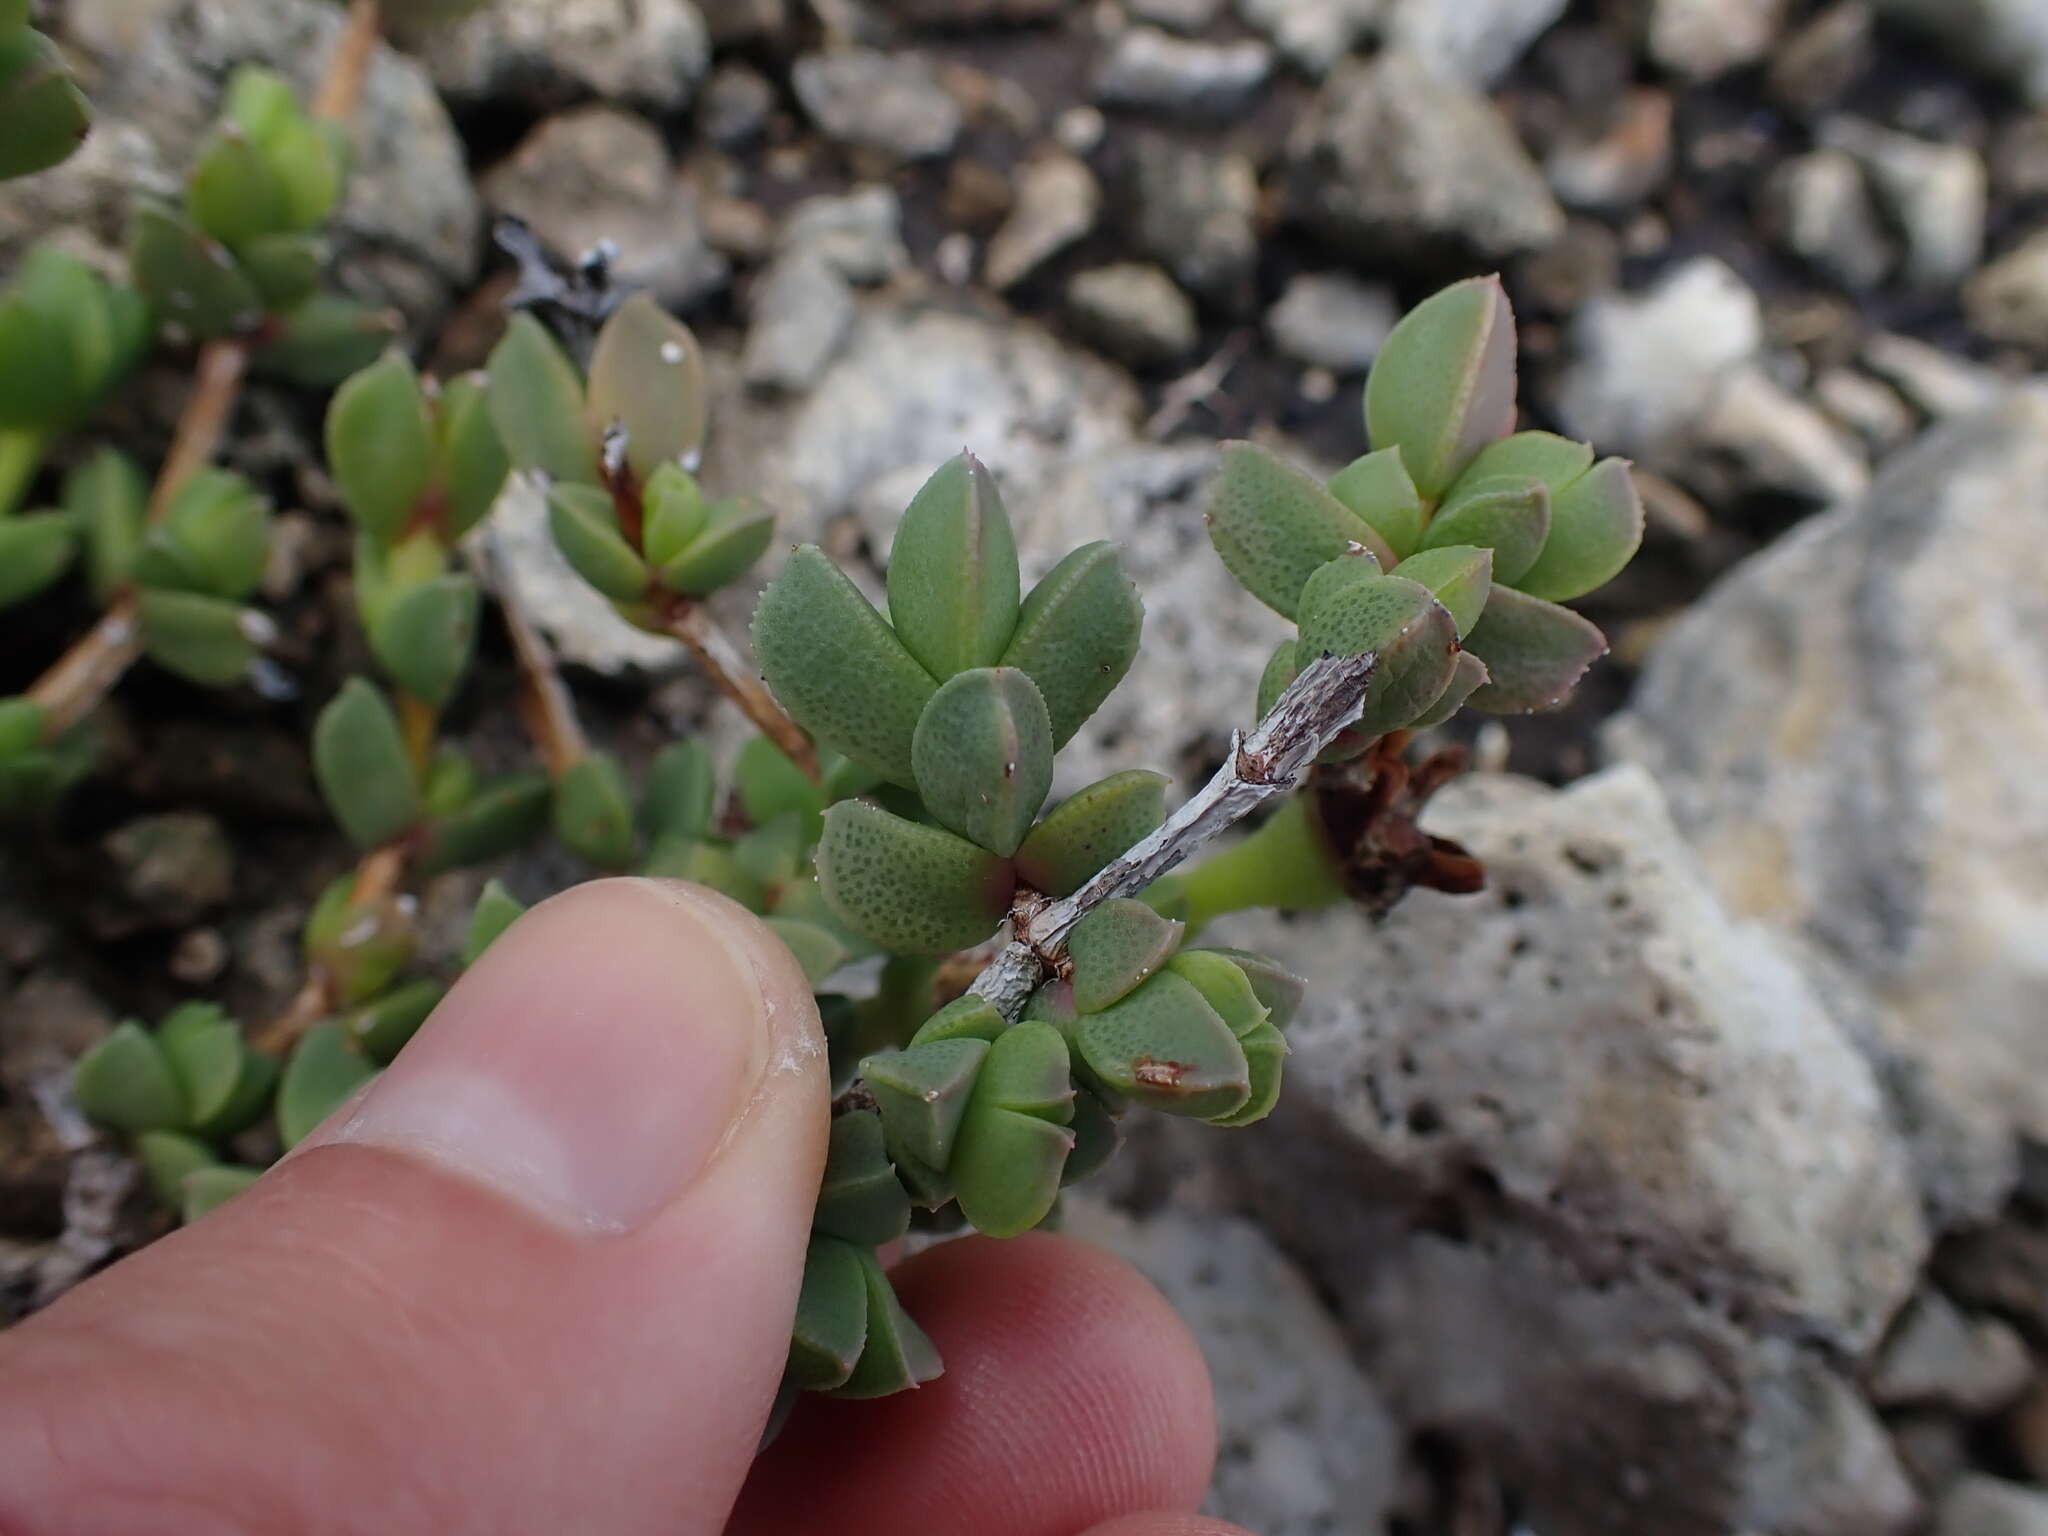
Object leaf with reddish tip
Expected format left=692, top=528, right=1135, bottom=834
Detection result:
left=1462, top=585, right=1608, bottom=713
left=1067, top=897, right=1186, bottom=1015
left=817, top=799, right=1016, bottom=955
left=1406, top=650, right=1491, bottom=730
left=1328, top=446, right=1425, bottom=560
left=1419, top=475, right=1549, bottom=586
left=887, top=453, right=1021, bottom=681
left=999, top=541, right=1143, bottom=748
left=753, top=546, right=937, bottom=787
left=1075, top=970, right=1250, bottom=1121
left=1206, top=441, right=1390, bottom=619
left=1365, top=275, right=1518, bottom=500
left=911, top=667, right=1053, bottom=858
left=1453, top=430, right=1592, bottom=493
left=584, top=291, right=706, bottom=484
left=1514, top=458, right=1643, bottom=602
left=1013, top=769, right=1168, bottom=898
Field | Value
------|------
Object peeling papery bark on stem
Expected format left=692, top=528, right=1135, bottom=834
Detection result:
left=968, top=649, right=1379, bottom=1019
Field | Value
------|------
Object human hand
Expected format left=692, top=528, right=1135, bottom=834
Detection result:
left=0, top=879, right=1252, bottom=1536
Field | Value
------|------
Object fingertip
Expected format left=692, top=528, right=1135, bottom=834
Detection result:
left=1084, top=1518, right=1257, bottom=1536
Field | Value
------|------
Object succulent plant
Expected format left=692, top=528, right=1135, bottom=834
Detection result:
left=0, top=2, right=89, bottom=181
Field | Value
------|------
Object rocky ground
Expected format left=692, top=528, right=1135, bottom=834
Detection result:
left=6, top=0, right=2048, bottom=1531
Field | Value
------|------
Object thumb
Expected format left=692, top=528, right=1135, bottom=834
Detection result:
left=0, top=878, right=828, bottom=1536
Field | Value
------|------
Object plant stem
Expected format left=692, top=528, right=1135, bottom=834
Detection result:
left=967, top=649, right=1380, bottom=1019
left=654, top=595, right=821, bottom=784
left=0, top=425, right=46, bottom=517
left=312, top=0, right=381, bottom=123
left=1173, top=794, right=1350, bottom=933
left=251, top=842, right=408, bottom=1056
left=396, top=691, right=438, bottom=778
left=468, top=540, right=588, bottom=779
left=25, top=339, right=249, bottom=740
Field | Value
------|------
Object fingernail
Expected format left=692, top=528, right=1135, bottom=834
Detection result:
left=310, top=879, right=779, bottom=1234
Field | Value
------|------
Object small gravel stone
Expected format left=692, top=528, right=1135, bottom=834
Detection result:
left=1815, top=367, right=1916, bottom=450
left=1823, top=117, right=1988, bottom=288
left=1967, top=230, right=2048, bottom=351
left=1937, top=1475, right=2048, bottom=1536
left=412, top=0, right=710, bottom=112
left=1649, top=0, right=1790, bottom=79
left=1862, top=330, right=2011, bottom=415
left=1129, top=0, right=1228, bottom=32
left=699, top=62, right=775, bottom=148
left=1095, top=27, right=1273, bottom=116
left=1765, top=148, right=1896, bottom=294
left=793, top=49, right=962, bottom=162
left=1696, top=364, right=1872, bottom=505
left=779, top=185, right=906, bottom=284
left=1769, top=1, right=1877, bottom=113
left=742, top=247, right=859, bottom=393
left=1067, top=263, right=1200, bottom=367
left=1871, top=1290, right=2032, bottom=1415
left=985, top=151, right=1101, bottom=291
left=1545, top=87, right=1674, bottom=210
left=101, top=812, right=235, bottom=931
left=1265, top=273, right=1398, bottom=372
left=1131, top=136, right=1260, bottom=308
left=1382, top=0, right=1568, bottom=86
left=1235, top=0, right=1382, bottom=76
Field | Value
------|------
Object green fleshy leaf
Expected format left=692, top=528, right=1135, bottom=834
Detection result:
left=434, top=372, right=510, bottom=538
left=657, top=495, right=774, bottom=598
left=1067, top=897, right=1185, bottom=1014
left=136, top=1130, right=219, bottom=1207
left=1328, top=446, right=1426, bottom=560
left=753, top=546, right=938, bottom=787
left=258, top=116, right=344, bottom=234
left=276, top=1019, right=377, bottom=1150
left=0, top=511, right=74, bottom=608
left=831, top=1249, right=943, bottom=1399
left=252, top=294, right=402, bottom=386
left=998, top=541, right=1143, bottom=748
left=1195, top=949, right=1304, bottom=1030
left=156, top=1001, right=245, bottom=1131
left=187, top=130, right=291, bottom=249
left=1405, top=649, right=1490, bottom=730
left=199, top=1046, right=278, bottom=1141
left=733, top=812, right=808, bottom=889
left=1013, top=769, right=1168, bottom=898
left=972, top=1018, right=1074, bottom=1123
left=414, top=771, right=552, bottom=875
left=641, top=464, right=705, bottom=568
left=1462, top=585, right=1608, bottom=714
left=303, top=876, right=417, bottom=1006
left=344, top=978, right=445, bottom=1065
left=954, top=1041, right=1075, bottom=1239
left=818, top=800, right=1016, bottom=955
left=73, top=1021, right=185, bottom=1134
left=1419, top=475, right=1549, bottom=586
left=370, top=575, right=478, bottom=709
left=546, top=482, right=648, bottom=603
left=180, top=1164, right=262, bottom=1223
left=583, top=292, right=707, bottom=485
left=1075, top=970, right=1250, bottom=1121
left=485, top=313, right=598, bottom=487
left=1255, top=638, right=1299, bottom=721
left=1165, top=951, right=1289, bottom=1124
left=462, top=879, right=527, bottom=966
left=764, top=916, right=850, bottom=986
left=422, top=748, right=476, bottom=817
left=814, top=1110, right=912, bottom=1247
left=735, top=733, right=827, bottom=845
left=911, top=667, right=1053, bottom=858
left=642, top=739, right=716, bottom=845
left=555, top=751, right=636, bottom=869
left=1364, top=275, right=1517, bottom=500
left=908, top=994, right=1007, bottom=1047
left=326, top=351, right=437, bottom=543
left=135, top=589, right=259, bottom=687
left=221, top=65, right=297, bottom=145
left=1208, top=1018, right=1286, bottom=1126
left=1296, top=563, right=1461, bottom=741
left=789, top=1234, right=871, bottom=1392
left=0, top=695, right=43, bottom=758
left=863, top=1036, right=990, bottom=1170
left=129, top=202, right=263, bottom=340
left=886, top=453, right=1021, bottom=682
left=66, top=446, right=147, bottom=604
left=641, top=836, right=764, bottom=908
left=1452, top=430, right=1592, bottom=493
left=0, top=28, right=90, bottom=182
left=141, top=467, right=271, bottom=601
left=1061, top=1087, right=1122, bottom=1186
left=1514, top=458, right=1643, bottom=602
left=1205, top=441, right=1389, bottom=620
left=1392, top=545, right=1493, bottom=639
left=313, top=678, right=423, bottom=851
left=235, top=231, right=322, bottom=311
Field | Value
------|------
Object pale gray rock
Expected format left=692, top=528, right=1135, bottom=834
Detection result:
left=1066, top=263, right=1200, bottom=368
left=1822, top=118, right=1988, bottom=289
left=740, top=248, right=858, bottom=393
left=1545, top=88, right=1675, bottom=211
left=1265, top=273, right=1397, bottom=372
left=1129, top=0, right=1229, bottom=33
left=1765, top=148, right=1897, bottom=294
left=1608, top=388, right=2048, bottom=1223
left=23, top=0, right=477, bottom=328
left=1063, top=1198, right=1399, bottom=1536
left=479, top=108, right=728, bottom=308
left=1870, top=1290, right=2032, bottom=1415
left=1130, top=136, right=1260, bottom=308
left=1236, top=0, right=1382, bottom=75
left=1694, top=365, right=1872, bottom=505
left=1557, top=256, right=1763, bottom=463
left=100, top=812, right=235, bottom=932
left=699, top=63, right=775, bottom=148
left=1967, top=231, right=2048, bottom=351
left=1382, top=0, right=1568, bottom=86
left=1210, top=767, right=1926, bottom=1534
left=1862, top=331, right=2011, bottom=417
left=1815, top=367, right=1916, bottom=452
left=0, top=975, right=113, bottom=1101
left=1875, top=0, right=2048, bottom=105
left=1285, top=53, right=1565, bottom=263
left=1649, top=0, right=1791, bottom=79
left=1938, top=1475, right=2048, bottom=1535
left=1769, top=1, right=1878, bottom=113
left=793, top=49, right=962, bottom=161
left=984, top=151, right=1100, bottom=291
left=1095, top=27, right=1274, bottom=116
left=409, top=0, right=709, bottom=111
left=778, top=186, right=907, bottom=285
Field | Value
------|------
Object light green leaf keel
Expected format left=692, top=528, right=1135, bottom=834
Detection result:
left=886, top=452, right=1020, bottom=680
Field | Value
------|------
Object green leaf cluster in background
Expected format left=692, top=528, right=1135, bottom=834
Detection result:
left=0, top=1, right=90, bottom=181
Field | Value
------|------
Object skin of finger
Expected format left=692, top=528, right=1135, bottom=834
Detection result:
left=1083, top=1516, right=1257, bottom=1536
left=0, top=880, right=828, bottom=1536
left=732, top=1233, right=1217, bottom=1536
